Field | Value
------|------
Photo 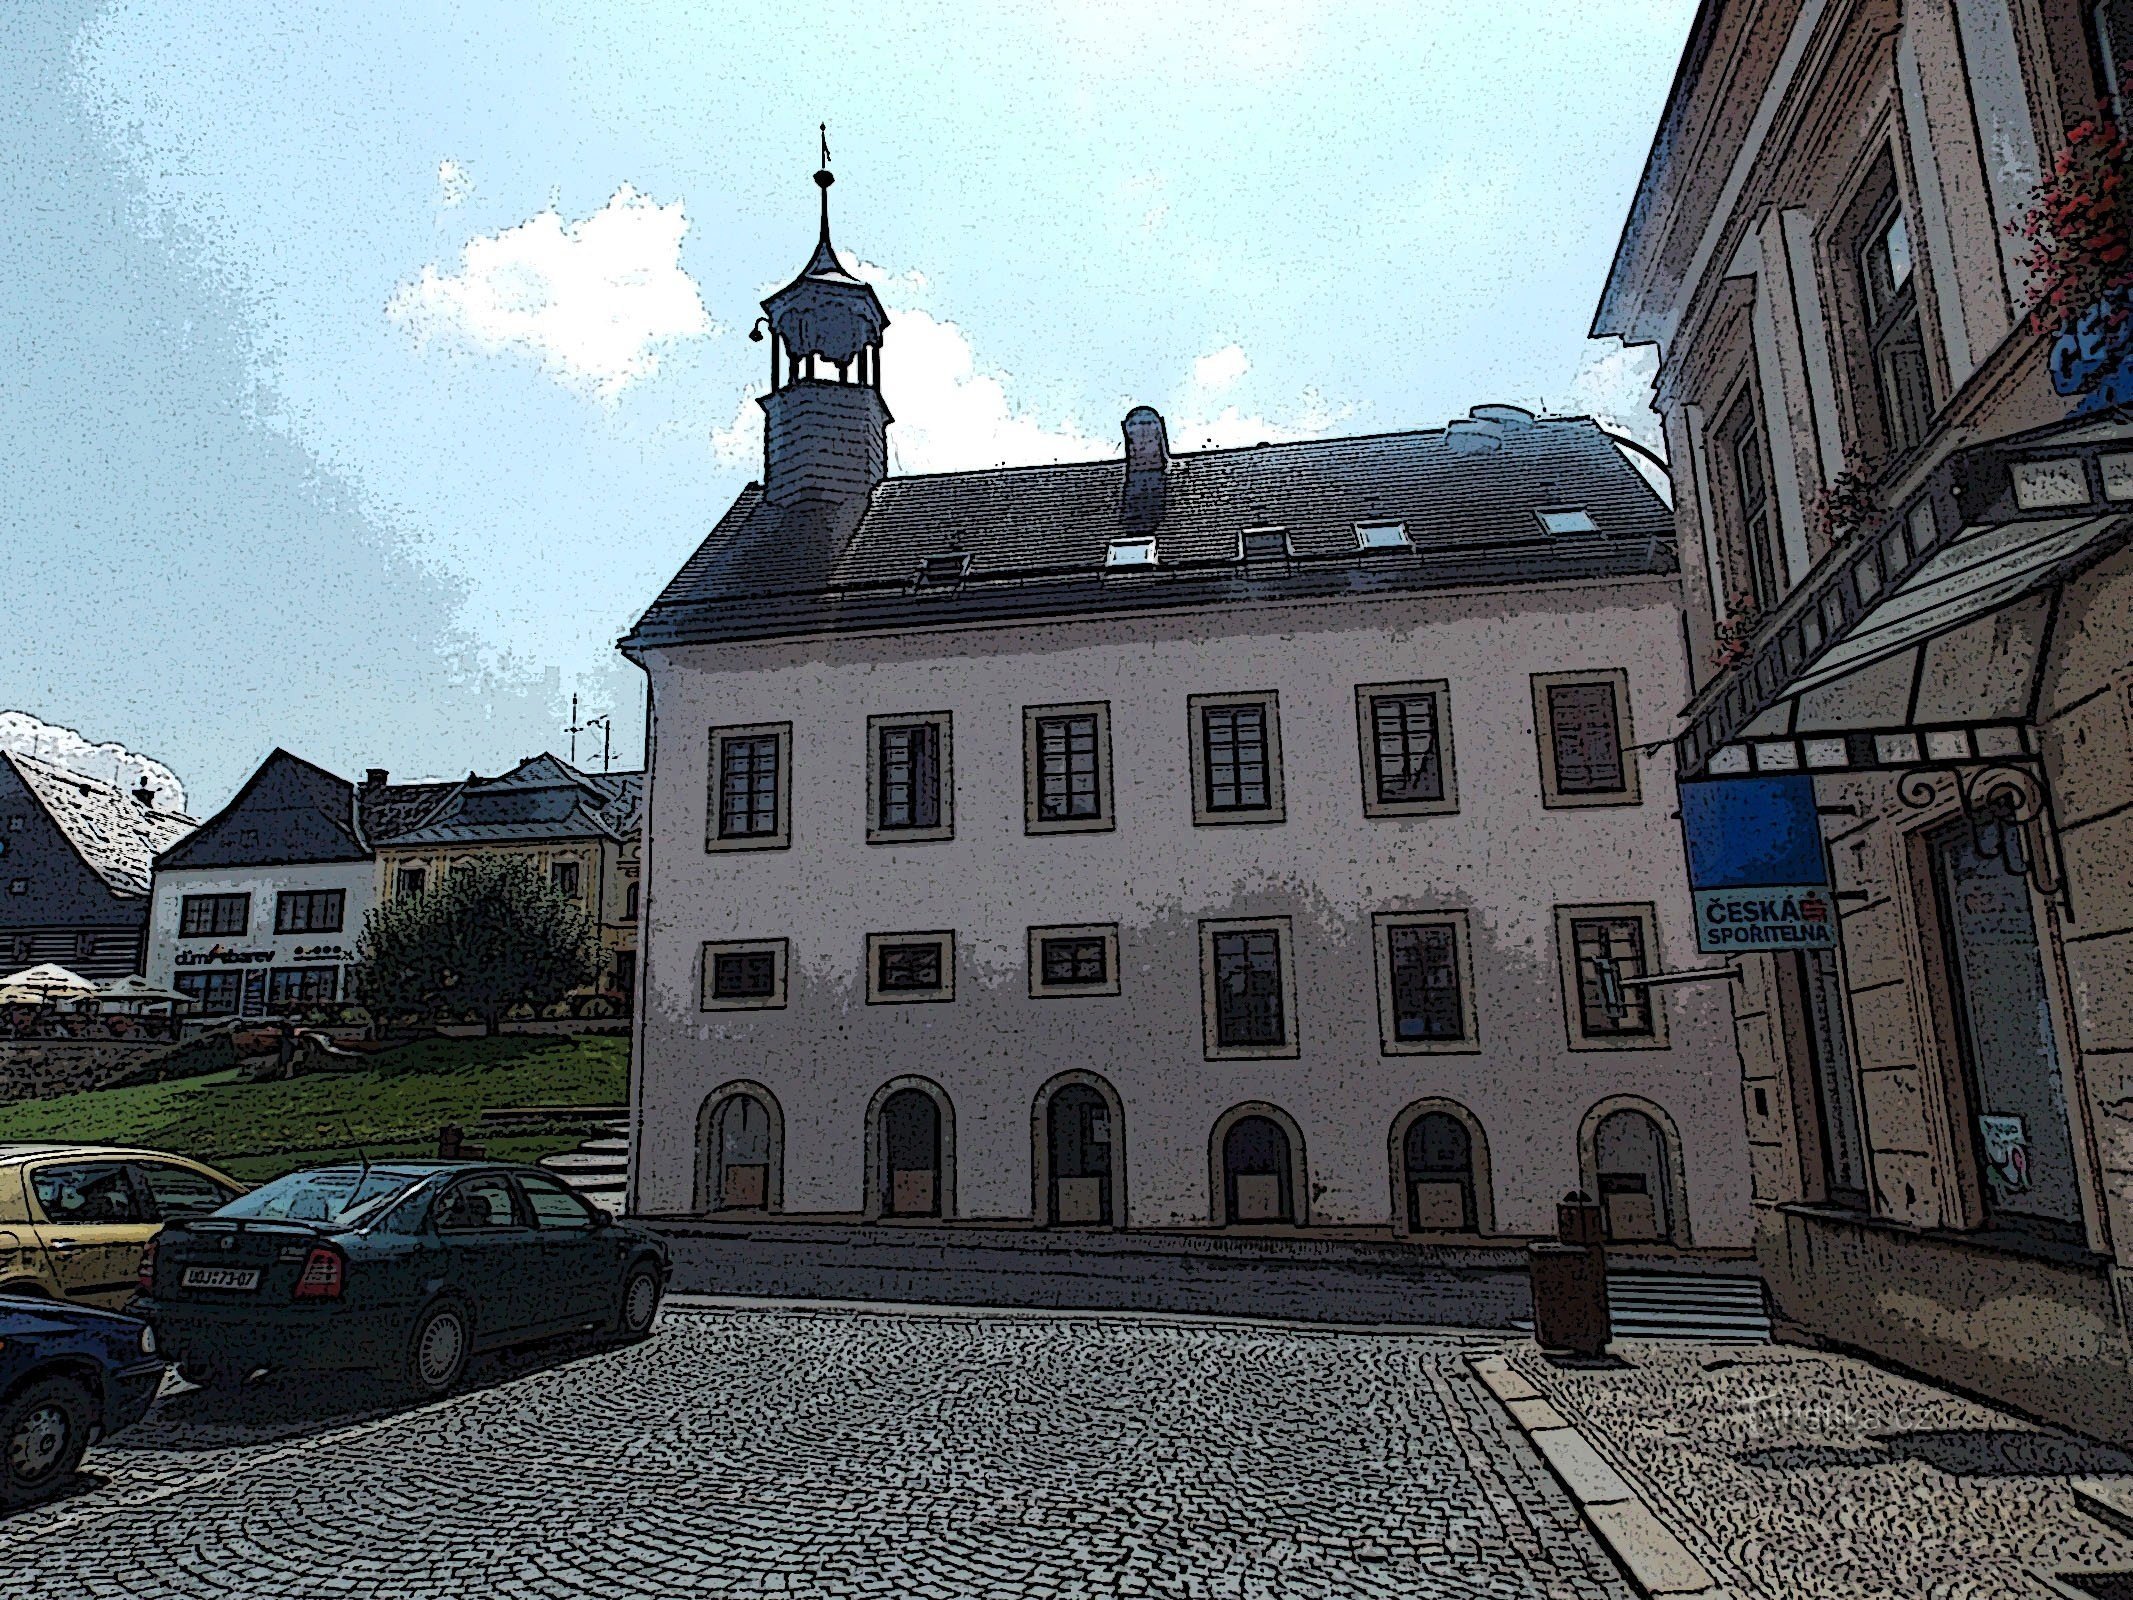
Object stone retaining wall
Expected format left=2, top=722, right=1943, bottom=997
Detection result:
left=0, top=1040, right=174, bottom=1105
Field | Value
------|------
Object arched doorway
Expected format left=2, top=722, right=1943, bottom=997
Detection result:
left=878, top=1088, right=943, bottom=1218
left=694, top=1081, right=784, bottom=1215
left=1045, top=1083, right=1116, bottom=1226
left=1220, top=1113, right=1296, bottom=1225
left=1402, top=1113, right=1478, bottom=1233
left=1592, top=1107, right=1676, bottom=1243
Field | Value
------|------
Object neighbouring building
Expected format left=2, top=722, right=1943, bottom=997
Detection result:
left=148, top=749, right=458, bottom=1017
left=369, top=754, right=644, bottom=1012
left=0, top=751, right=195, bottom=981
left=1598, top=0, right=2133, bottom=1438
left=619, top=165, right=1753, bottom=1247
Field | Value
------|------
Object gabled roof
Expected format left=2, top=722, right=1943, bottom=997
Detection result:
left=624, top=413, right=1675, bottom=653
left=371, top=755, right=643, bottom=848
left=156, top=750, right=463, bottom=872
left=5, top=752, right=195, bottom=898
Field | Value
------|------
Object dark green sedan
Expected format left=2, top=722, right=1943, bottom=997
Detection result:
left=135, top=1163, right=670, bottom=1397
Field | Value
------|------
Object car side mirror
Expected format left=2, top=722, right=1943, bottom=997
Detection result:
left=591, top=1210, right=612, bottom=1229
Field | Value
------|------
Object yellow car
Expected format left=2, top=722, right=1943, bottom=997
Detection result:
left=0, top=1145, right=246, bottom=1308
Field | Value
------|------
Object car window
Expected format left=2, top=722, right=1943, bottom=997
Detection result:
left=31, top=1161, right=145, bottom=1225
left=435, top=1175, right=522, bottom=1233
left=221, top=1168, right=419, bottom=1226
left=517, top=1174, right=597, bottom=1231
left=133, top=1161, right=240, bottom=1219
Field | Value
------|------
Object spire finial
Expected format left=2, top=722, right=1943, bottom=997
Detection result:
left=814, top=122, right=834, bottom=247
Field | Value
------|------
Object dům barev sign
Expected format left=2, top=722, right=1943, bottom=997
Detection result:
left=1680, top=775, right=1835, bottom=954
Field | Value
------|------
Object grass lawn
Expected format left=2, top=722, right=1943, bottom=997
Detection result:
left=0, top=1034, right=627, bottom=1184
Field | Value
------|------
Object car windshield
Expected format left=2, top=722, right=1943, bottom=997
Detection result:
left=218, top=1168, right=422, bottom=1227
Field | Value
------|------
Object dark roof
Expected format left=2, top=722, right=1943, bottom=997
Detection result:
left=374, top=755, right=642, bottom=849
left=4, top=751, right=196, bottom=898
left=624, top=413, right=1676, bottom=652
left=157, top=750, right=458, bottom=872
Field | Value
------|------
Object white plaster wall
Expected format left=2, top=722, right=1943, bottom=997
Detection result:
left=633, top=579, right=1752, bottom=1244
left=146, top=859, right=377, bottom=1003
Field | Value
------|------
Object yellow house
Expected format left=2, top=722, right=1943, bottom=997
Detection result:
left=367, top=754, right=642, bottom=1014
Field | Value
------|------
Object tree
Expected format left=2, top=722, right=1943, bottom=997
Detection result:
left=353, top=855, right=602, bottom=1036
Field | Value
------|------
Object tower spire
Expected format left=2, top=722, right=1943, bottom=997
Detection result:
left=814, top=122, right=835, bottom=257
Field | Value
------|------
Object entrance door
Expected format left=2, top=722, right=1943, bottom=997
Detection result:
left=1930, top=821, right=2083, bottom=1239
left=1402, top=1113, right=1476, bottom=1232
left=879, top=1090, right=941, bottom=1218
left=1222, top=1116, right=1292, bottom=1224
left=1595, top=1110, right=1673, bottom=1242
left=714, top=1095, right=771, bottom=1211
left=1047, top=1085, right=1113, bottom=1226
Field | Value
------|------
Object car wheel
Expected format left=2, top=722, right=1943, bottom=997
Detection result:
left=403, top=1302, right=470, bottom=1398
left=2, top=1376, right=93, bottom=1508
left=613, top=1261, right=662, bottom=1342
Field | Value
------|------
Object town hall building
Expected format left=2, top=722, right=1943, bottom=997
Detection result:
left=620, top=163, right=1752, bottom=1249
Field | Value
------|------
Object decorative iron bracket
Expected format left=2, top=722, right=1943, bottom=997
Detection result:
left=1896, top=761, right=2071, bottom=916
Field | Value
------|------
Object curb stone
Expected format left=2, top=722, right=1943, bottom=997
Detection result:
left=1469, top=1352, right=1729, bottom=1599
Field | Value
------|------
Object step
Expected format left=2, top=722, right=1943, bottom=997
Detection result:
left=575, top=1138, right=630, bottom=1155
left=540, top=1151, right=630, bottom=1171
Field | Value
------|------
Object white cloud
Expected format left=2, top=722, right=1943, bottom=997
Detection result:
left=1561, top=338, right=1663, bottom=455
left=436, top=158, right=473, bottom=208
left=1192, top=343, right=1250, bottom=391
left=0, top=711, right=188, bottom=813
left=388, top=183, right=714, bottom=401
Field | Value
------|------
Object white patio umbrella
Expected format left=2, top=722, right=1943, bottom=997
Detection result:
left=0, top=963, right=99, bottom=1006
left=92, top=974, right=193, bottom=1012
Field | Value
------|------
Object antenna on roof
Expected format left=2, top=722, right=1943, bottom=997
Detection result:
left=565, top=694, right=587, bottom=767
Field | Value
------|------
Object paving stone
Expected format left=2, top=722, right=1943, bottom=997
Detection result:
left=1, top=1307, right=1633, bottom=1598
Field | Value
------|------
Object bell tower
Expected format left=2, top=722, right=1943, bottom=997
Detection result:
left=751, top=128, right=892, bottom=506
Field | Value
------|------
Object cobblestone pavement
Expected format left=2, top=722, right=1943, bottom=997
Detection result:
left=1505, top=1338, right=2133, bottom=1600
left=3, top=1302, right=1633, bottom=1599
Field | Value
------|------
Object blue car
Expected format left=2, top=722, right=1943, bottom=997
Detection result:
left=139, top=1162, right=669, bottom=1398
left=1, top=1295, right=163, bottom=1509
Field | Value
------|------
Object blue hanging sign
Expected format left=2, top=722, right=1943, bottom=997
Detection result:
left=1679, top=775, right=1836, bottom=954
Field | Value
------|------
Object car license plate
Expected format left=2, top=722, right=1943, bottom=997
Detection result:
left=181, top=1266, right=260, bottom=1291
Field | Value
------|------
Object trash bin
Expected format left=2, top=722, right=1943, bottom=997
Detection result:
left=1528, top=1190, right=1610, bottom=1357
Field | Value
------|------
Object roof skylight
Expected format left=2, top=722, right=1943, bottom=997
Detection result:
left=1104, top=537, right=1158, bottom=569
left=1356, top=521, right=1410, bottom=550
left=1239, top=526, right=1290, bottom=560
left=1537, top=508, right=1599, bottom=535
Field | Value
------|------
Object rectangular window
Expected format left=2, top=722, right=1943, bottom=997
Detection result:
left=266, top=966, right=338, bottom=1009
left=1239, top=526, right=1289, bottom=560
left=1028, top=923, right=1121, bottom=998
left=1556, top=904, right=1668, bottom=1049
left=700, top=939, right=788, bottom=1010
left=1356, top=521, right=1410, bottom=550
left=1189, top=692, right=1285, bottom=825
left=1857, top=190, right=1934, bottom=458
left=396, top=867, right=427, bottom=899
left=1024, top=703, right=1113, bottom=833
left=866, top=931, right=955, bottom=1004
left=274, top=889, right=346, bottom=935
left=1373, top=912, right=1477, bottom=1053
left=1719, top=384, right=1785, bottom=612
left=1104, top=537, right=1157, bottom=568
left=1199, top=917, right=1298, bottom=1059
left=174, top=970, right=242, bottom=1016
left=1356, top=681, right=1457, bottom=816
left=624, top=880, right=639, bottom=920
left=550, top=860, right=580, bottom=898
left=867, top=713, right=953, bottom=842
left=707, top=723, right=792, bottom=850
left=1533, top=671, right=1640, bottom=807
left=179, top=893, right=249, bottom=938
left=1536, top=508, right=1599, bottom=535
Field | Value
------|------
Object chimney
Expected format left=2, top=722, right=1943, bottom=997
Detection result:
left=1120, top=406, right=1169, bottom=532
left=364, top=768, right=389, bottom=790
left=132, top=781, right=157, bottom=809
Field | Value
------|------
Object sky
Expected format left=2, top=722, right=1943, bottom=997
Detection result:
left=0, top=0, right=1694, bottom=817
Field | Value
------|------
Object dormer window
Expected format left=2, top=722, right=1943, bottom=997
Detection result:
left=1356, top=521, right=1410, bottom=550
left=1239, top=526, right=1290, bottom=561
left=1104, top=537, right=1158, bottom=569
left=915, top=552, right=972, bottom=589
left=1536, top=508, right=1599, bottom=536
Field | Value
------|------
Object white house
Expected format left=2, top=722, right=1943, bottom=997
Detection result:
left=620, top=170, right=1752, bottom=1249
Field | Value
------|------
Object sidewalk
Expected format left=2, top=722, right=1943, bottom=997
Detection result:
left=1475, top=1338, right=2133, bottom=1598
